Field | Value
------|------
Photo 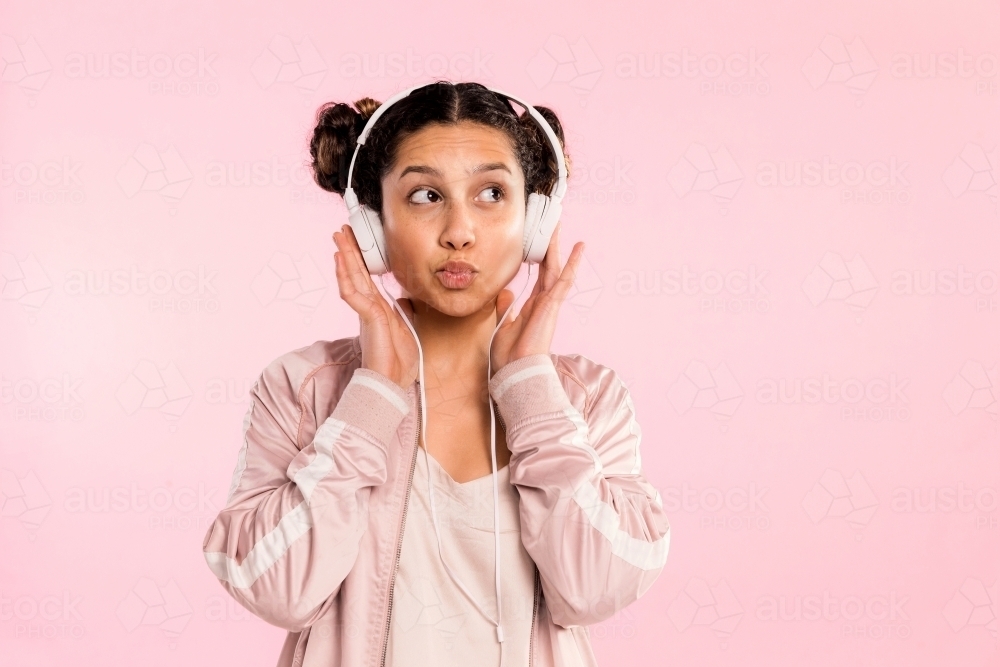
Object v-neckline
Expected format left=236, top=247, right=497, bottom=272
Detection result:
left=419, top=446, right=510, bottom=488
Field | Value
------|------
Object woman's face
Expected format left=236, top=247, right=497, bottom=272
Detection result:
left=380, top=121, right=526, bottom=317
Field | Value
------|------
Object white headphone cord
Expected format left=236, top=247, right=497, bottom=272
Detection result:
left=377, top=264, right=534, bottom=665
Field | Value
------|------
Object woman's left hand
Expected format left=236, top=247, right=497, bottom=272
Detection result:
left=491, top=223, right=585, bottom=374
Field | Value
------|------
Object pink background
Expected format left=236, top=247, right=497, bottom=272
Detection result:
left=2, top=1, right=999, bottom=665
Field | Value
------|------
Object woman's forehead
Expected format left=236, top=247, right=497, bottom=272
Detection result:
left=392, top=122, right=519, bottom=170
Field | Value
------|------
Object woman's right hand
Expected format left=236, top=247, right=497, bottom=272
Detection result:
left=333, top=224, right=419, bottom=390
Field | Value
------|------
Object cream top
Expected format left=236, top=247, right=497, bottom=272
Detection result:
left=385, top=446, right=536, bottom=666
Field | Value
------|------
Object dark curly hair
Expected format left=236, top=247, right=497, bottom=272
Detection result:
left=308, top=80, right=570, bottom=218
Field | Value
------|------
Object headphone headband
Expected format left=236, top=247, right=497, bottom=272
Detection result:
left=343, top=81, right=567, bottom=210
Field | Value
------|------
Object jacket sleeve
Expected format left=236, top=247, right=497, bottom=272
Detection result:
left=201, top=357, right=410, bottom=631
left=489, top=353, right=670, bottom=628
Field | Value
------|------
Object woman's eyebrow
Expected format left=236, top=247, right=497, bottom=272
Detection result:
left=398, top=162, right=512, bottom=179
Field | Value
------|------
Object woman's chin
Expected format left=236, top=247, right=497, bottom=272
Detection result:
left=428, top=288, right=492, bottom=318
left=438, top=297, right=485, bottom=317
left=401, top=279, right=498, bottom=319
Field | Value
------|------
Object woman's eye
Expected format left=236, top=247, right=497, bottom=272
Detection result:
left=409, top=188, right=440, bottom=204
left=476, top=186, right=504, bottom=202
left=409, top=186, right=503, bottom=204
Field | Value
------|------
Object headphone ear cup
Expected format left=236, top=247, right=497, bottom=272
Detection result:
left=522, top=193, right=543, bottom=262
left=524, top=193, right=560, bottom=264
left=348, top=205, right=390, bottom=275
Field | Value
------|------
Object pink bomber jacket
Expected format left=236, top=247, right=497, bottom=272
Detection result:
left=201, top=336, right=671, bottom=667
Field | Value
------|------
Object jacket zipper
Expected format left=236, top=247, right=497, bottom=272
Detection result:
left=495, top=401, right=507, bottom=435
left=529, top=564, right=539, bottom=667
left=496, top=400, right=540, bottom=667
left=379, top=385, right=421, bottom=667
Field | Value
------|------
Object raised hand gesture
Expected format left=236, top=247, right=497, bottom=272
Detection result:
left=333, top=224, right=419, bottom=390
left=491, top=223, right=585, bottom=374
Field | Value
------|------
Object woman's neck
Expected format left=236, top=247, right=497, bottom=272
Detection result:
left=406, top=298, right=500, bottom=379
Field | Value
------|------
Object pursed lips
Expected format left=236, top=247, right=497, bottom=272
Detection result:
left=435, top=261, right=478, bottom=289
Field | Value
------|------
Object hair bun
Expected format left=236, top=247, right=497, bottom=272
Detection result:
left=309, top=97, right=381, bottom=195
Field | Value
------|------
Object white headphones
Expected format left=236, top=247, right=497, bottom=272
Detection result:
left=341, top=81, right=568, bottom=663
left=342, top=81, right=568, bottom=274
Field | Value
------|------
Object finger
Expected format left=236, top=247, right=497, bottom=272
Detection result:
left=345, top=225, right=380, bottom=287
left=514, top=263, right=544, bottom=319
left=335, top=226, right=378, bottom=298
left=334, top=244, right=363, bottom=300
left=528, top=243, right=580, bottom=319
left=334, top=249, right=381, bottom=319
left=548, top=223, right=562, bottom=267
left=334, top=228, right=394, bottom=323
left=344, top=224, right=368, bottom=265
left=518, top=290, right=539, bottom=321
left=395, top=297, right=415, bottom=326
left=334, top=226, right=372, bottom=288
left=496, top=288, right=526, bottom=341
left=547, top=241, right=585, bottom=303
left=541, top=224, right=562, bottom=291
left=529, top=264, right=544, bottom=299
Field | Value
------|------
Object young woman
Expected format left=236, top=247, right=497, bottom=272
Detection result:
left=202, top=81, right=671, bottom=667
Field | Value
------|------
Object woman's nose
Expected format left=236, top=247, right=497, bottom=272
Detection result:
left=440, top=201, right=475, bottom=250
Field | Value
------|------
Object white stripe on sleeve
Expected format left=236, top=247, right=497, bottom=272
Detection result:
left=353, top=374, right=409, bottom=414
left=204, top=501, right=314, bottom=589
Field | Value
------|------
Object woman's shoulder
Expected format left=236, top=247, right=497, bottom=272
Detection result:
left=246, top=337, right=365, bottom=448
left=255, top=336, right=362, bottom=397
